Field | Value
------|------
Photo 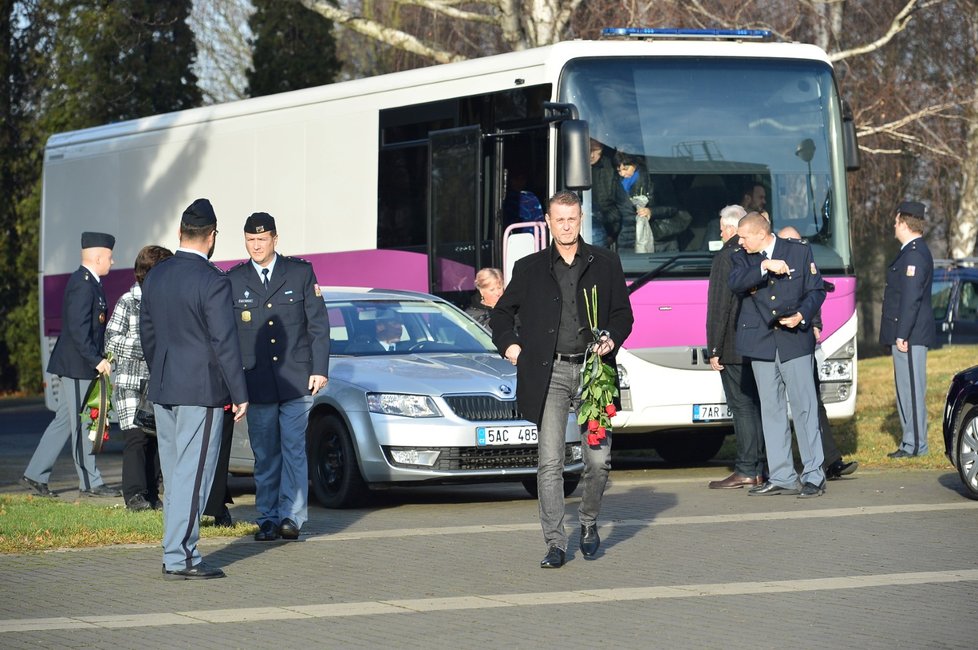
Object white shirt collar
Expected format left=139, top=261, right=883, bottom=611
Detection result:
left=762, top=235, right=777, bottom=260
left=901, top=235, right=921, bottom=250
left=177, top=246, right=208, bottom=260
left=252, top=254, right=278, bottom=281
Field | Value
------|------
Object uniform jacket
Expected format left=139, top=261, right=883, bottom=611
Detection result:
left=47, top=265, right=108, bottom=380
left=706, top=238, right=744, bottom=363
left=729, top=236, right=825, bottom=362
left=228, top=255, right=331, bottom=403
left=140, top=251, right=248, bottom=408
left=490, top=239, right=634, bottom=425
left=879, top=236, right=935, bottom=347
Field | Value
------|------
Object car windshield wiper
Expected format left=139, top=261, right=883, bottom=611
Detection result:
left=627, top=253, right=715, bottom=295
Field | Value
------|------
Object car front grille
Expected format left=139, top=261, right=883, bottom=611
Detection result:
left=384, top=443, right=579, bottom=471
left=443, top=395, right=522, bottom=421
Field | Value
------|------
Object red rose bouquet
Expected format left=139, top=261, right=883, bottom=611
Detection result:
left=577, top=286, right=619, bottom=447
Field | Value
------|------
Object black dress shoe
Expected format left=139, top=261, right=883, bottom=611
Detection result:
left=279, top=518, right=300, bottom=540
left=540, top=545, right=566, bottom=568
left=748, top=481, right=800, bottom=496
left=887, top=449, right=914, bottom=459
left=126, top=494, right=152, bottom=512
left=212, top=506, right=233, bottom=528
left=81, top=484, right=122, bottom=497
left=162, top=562, right=225, bottom=580
left=825, top=459, right=858, bottom=479
left=21, top=476, right=57, bottom=498
left=798, top=481, right=826, bottom=498
left=255, top=520, right=280, bottom=541
left=580, top=524, right=600, bottom=557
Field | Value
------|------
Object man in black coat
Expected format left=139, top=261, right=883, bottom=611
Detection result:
left=491, top=190, right=633, bottom=569
left=705, top=205, right=765, bottom=489
left=879, top=200, right=935, bottom=458
left=23, top=232, right=121, bottom=498
left=229, top=212, right=331, bottom=541
left=141, top=198, right=249, bottom=580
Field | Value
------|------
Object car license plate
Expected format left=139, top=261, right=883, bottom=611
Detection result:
left=692, top=403, right=732, bottom=422
left=477, top=426, right=538, bottom=446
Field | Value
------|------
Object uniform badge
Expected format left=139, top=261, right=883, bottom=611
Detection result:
left=810, top=263, right=817, bottom=275
left=244, top=290, right=250, bottom=299
left=314, top=284, right=321, bottom=297
left=241, top=310, right=251, bottom=323
left=906, top=265, right=916, bottom=277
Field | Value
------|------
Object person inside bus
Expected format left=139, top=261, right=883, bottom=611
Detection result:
left=615, top=150, right=692, bottom=253
left=502, top=163, right=544, bottom=227
left=588, top=139, right=631, bottom=249
left=778, top=226, right=858, bottom=480
left=741, top=181, right=768, bottom=214
left=466, top=268, right=504, bottom=332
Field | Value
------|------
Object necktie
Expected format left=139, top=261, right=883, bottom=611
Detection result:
left=262, top=268, right=269, bottom=290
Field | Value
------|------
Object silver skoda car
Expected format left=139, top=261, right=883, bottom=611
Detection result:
left=229, top=288, right=584, bottom=508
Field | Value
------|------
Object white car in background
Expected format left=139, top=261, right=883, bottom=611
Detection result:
left=229, top=288, right=583, bottom=508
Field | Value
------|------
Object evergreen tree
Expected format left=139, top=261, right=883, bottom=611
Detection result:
left=247, top=0, right=340, bottom=98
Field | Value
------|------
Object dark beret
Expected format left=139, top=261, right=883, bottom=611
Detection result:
left=181, top=198, right=217, bottom=227
left=897, top=201, right=926, bottom=220
left=81, top=231, right=115, bottom=250
left=244, top=212, right=276, bottom=234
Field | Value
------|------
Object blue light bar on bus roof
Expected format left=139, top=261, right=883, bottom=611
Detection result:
left=602, top=27, right=771, bottom=40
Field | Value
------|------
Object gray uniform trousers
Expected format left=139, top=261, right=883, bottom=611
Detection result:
left=25, top=376, right=104, bottom=490
left=538, top=358, right=611, bottom=551
left=751, top=352, right=825, bottom=488
left=155, top=404, right=224, bottom=571
left=892, top=344, right=928, bottom=455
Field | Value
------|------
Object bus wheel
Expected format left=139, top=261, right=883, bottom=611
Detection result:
left=955, top=406, right=978, bottom=500
left=522, top=474, right=581, bottom=498
left=309, top=414, right=367, bottom=508
left=654, top=430, right=727, bottom=464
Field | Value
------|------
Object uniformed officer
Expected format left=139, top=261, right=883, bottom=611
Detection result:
left=729, top=212, right=827, bottom=497
left=141, top=198, right=249, bottom=580
left=879, top=200, right=935, bottom=458
left=228, top=212, right=331, bottom=542
left=22, top=232, right=121, bottom=498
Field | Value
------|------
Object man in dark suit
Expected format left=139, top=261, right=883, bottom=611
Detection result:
left=729, top=212, right=826, bottom=497
left=141, top=199, right=248, bottom=580
left=706, top=205, right=765, bottom=489
left=491, top=190, right=633, bottom=569
left=23, top=232, right=122, bottom=498
left=880, top=200, right=935, bottom=458
left=229, top=212, right=330, bottom=541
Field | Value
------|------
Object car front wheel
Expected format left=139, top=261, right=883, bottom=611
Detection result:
left=309, top=414, right=367, bottom=508
left=956, top=406, right=978, bottom=500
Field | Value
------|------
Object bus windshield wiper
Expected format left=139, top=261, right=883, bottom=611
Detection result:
left=627, top=253, right=715, bottom=295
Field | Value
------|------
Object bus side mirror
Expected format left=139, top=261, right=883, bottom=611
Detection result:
left=561, top=119, right=592, bottom=191
left=842, top=100, right=860, bottom=171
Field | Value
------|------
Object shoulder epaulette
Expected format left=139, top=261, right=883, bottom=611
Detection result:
left=284, top=255, right=311, bottom=265
left=228, top=260, right=250, bottom=271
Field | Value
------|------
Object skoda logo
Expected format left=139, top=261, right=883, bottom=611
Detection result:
left=499, top=384, right=512, bottom=395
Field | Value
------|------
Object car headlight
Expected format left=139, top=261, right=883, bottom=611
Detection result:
left=367, top=393, right=441, bottom=418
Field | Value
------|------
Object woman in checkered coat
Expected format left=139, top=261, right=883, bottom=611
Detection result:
left=105, top=245, right=173, bottom=511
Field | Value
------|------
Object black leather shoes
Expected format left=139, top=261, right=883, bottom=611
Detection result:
left=21, top=476, right=57, bottom=498
left=81, top=484, right=122, bottom=497
left=212, top=506, right=233, bottom=528
left=798, top=481, right=826, bottom=498
left=887, top=449, right=914, bottom=459
left=162, top=562, right=225, bottom=580
left=580, top=524, right=600, bottom=558
left=825, top=459, right=858, bottom=480
left=748, top=481, right=800, bottom=496
left=540, top=545, right=566, bottom=568
left=279, top=518, right=300, bottom=540
left=126, top=494, right=152, bottom=511
left=255, top=520, right=280, bottom=541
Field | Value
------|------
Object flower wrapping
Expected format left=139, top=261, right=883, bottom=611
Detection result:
left=80, top=371, right=114, bottom=451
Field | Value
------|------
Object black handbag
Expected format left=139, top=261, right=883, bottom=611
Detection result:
left=133, top=380, right=156, bottom=435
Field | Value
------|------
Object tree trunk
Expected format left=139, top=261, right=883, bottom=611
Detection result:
left=950, top=29, right=978, bottom=259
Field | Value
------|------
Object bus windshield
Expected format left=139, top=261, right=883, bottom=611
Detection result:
left=561, top=56, right=851, bottom=276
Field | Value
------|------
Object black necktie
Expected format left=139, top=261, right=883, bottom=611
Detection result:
left=262, top=268, right=269, bottom=291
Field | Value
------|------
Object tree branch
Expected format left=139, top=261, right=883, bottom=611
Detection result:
left=828, top=0, right=930, bottom=62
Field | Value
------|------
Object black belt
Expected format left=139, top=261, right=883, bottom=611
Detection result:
left=554, top=352, right=586, bottom=364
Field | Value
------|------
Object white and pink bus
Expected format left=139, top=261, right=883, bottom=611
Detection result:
left=40, top=28, right=858, bottom=461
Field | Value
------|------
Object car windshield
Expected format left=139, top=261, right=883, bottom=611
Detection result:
left=326, top=298, right=497, bottom=356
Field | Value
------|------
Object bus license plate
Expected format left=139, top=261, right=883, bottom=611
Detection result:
left=692, top=404, right=732, bottom=422
left=477, top=426, right=538, bottom=446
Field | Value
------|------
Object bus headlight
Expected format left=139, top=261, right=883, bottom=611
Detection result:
left=617, top=364, right=630, bottom=389
left=819, top=359, right=852, bottom=382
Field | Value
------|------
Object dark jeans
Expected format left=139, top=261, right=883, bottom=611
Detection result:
left=122, top=427, right=160, bottom=503
left=203, top=408, right=235, bottom=517
left=719, top=361, right=765, bottom=477
left=814, top=367, right=843, bottom=467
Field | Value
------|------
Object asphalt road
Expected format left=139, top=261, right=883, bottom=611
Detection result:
left=2, top=398, right=977, bottom=648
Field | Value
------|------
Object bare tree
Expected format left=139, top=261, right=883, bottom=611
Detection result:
left=190, top=0, right=255, bottom=104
